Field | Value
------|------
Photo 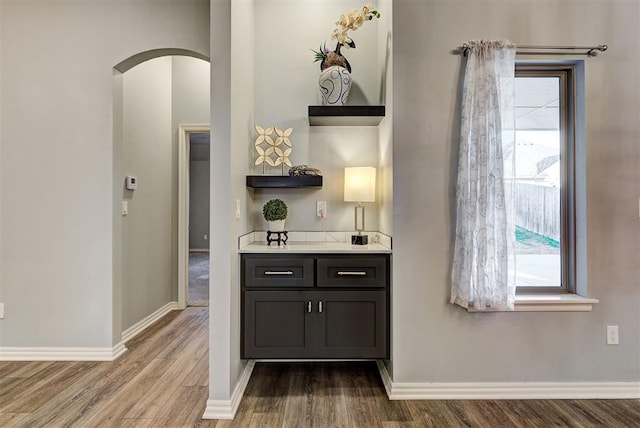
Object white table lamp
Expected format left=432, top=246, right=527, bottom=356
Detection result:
left=344, top=166, right=376, bottom=245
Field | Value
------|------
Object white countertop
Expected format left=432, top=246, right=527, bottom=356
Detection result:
left=239, top=241, right=392, bottom=254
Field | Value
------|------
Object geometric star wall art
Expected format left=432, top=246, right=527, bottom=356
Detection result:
left=254, top=124, right=293, bottom=175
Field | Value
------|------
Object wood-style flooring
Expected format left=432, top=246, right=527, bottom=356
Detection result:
left=0, top=307, right=638, bottom=427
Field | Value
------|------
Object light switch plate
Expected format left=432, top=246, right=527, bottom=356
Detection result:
left=122, top=201, right=129, bottom=216
left=0, top=303, right=4, bottom=319
left=607, top=325, right=619, bottom=345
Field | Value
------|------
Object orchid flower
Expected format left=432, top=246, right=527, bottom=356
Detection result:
left=317, top=3, right=380, bottom=58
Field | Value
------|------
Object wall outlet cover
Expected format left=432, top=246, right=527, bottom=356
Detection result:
left=317, top=200, right=327, bottom=218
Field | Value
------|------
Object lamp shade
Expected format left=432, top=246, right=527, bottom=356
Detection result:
left=344, top=167, right=376, bottom=202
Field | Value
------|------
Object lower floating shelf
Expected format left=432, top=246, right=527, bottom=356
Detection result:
left=246, top=175, right=323, bottom=188
left=308, top=105, right=385, bottom=126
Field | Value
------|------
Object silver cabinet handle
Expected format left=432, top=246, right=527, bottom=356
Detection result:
left=337, top=271, right=367, bottom=276
left=264, top=271, right=294, bottom=275
left=307, top=301, right=312, bottom=313
left=318, top=301, right=323, bottom=313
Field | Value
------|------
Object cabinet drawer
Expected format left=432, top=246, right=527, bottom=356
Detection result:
left=317, top=257, right=387, bottom=288
left=243, top=257, right=314, bottom=288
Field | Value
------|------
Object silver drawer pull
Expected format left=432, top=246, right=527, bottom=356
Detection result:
left=264, top=271, right=294, bottom=275
left=337, top=271, right=367, bottom=276
left=318, top=301, right=323, bottom=313
left=307, top=301, right=312, bottom=313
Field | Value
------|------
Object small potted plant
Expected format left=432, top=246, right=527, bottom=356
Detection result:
left=263, top=198, right=288, bottom=231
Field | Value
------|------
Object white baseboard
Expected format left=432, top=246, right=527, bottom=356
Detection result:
left=202, top=359, right=256, bottom=419
left=121, top=301, right=179, bottom=343
left=0, top=341, right=127, bottom=361
left=376, top=361, right=640, bottom=400
left=0, top=301, right=178, bottom=362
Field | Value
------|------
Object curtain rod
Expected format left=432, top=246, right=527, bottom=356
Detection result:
left=458, top=44, right=608, bottom=57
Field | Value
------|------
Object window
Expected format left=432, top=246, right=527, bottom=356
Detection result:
left=513, top=64, right=578, bottom=294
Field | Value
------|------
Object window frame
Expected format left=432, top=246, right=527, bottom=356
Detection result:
left=514, top=64, right=577, bottom=295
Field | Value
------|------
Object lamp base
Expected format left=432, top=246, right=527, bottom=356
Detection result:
left=351, top=234, right=368, bottom=245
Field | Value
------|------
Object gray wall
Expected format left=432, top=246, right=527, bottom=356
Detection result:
left=391, top=0, right=639, bottom=383
left=0, top=0, right=209, bottom=348
left=121, top=57, right=173, bottom=331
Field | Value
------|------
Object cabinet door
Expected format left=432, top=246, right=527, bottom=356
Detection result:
left=313, top=290, right=388, bottom=359
left=243, top=291, right=316, bottom=359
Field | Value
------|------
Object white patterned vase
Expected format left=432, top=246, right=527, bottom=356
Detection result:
left=319, top=65, right=352, bottom=105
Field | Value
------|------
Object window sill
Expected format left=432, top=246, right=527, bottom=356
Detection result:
left=466, top=294, right=599, bottom=312
left=514, top=294, right=599, bottom=312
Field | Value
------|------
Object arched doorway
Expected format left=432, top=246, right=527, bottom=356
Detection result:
left=113, top=49, right=210, bottom=343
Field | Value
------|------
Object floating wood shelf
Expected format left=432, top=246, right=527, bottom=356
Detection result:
left=308, top=105, right=385, bottom=126
left=246, top=175, right=323, bottom=188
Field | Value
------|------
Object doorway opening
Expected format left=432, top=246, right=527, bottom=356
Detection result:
left=187, top=131, right=210, bottom=306
left=178, top=124, right=211, bottom=309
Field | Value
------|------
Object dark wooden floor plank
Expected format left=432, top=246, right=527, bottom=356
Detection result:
left=183, top=350, right=210, bottom=387
left=496, top=399, right=563, bottom=428
left=83, top=358, right=176, bottom=427
left=552, top=399, right=636, bottom=427
left=342, top=363, right=385, bottom=428
left=123, top=354, right=202, bottom=419
left=1, top=361, right=98, bottom=413
left=154, top=386, right=207, bottom=426
left=125, top=310, right=182, bottom=349
left=0, top=362, right=71, bottom=407
left=588, top=399, right=640, bottom=427
left=182, top=384, right=213, bottom=428
left=18, top=360, right=147, bottom=428
left=0, top=412, right=29, bottom=427
left=305, top=363, right=350, bottom=428
left=117, top=418, right=156, bottom=428
left=0, top=361, right=52, bottom=379
left=462, top=400, right=517, bottom=427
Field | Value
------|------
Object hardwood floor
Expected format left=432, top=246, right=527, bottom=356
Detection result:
left=0, top=307, right=638, bottom=427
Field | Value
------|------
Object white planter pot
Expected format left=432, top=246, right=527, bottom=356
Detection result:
left=319, top=65, right=352, bottom=105
left=268, top=220, right=286, bottom=232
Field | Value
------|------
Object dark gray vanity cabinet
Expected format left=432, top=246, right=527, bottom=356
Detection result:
left=241, top=253, right=389, bottom=359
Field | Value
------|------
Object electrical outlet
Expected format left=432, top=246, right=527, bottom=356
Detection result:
left=607, top=325, right=619, bottom=345
left=317, top=201, right=327, bottom=218
left=0, top=303, right=4, bottom=319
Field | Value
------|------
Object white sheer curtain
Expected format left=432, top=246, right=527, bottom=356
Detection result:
left=451, top=40, right=517, bottom=311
